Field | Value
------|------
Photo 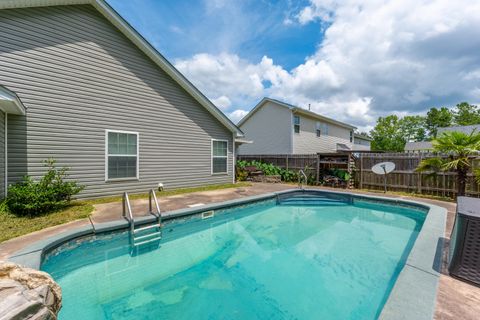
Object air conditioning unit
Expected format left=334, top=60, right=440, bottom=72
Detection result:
left=448, top=196, right=480, bottom=286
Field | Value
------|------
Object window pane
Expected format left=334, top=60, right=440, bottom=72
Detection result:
left=108, top=156, right=137, bottom=179
left=294, top=115, right=300, bottom=125
left=316, top=129, right=321, bottom=137
left=108, top=132, right=118, bottom=154
left=294, top=124, right=300, bottom=133
left=322, top=124, right=329, bottom=136
left=213, top=141, right=227, bottom=157
left=108, top=132, right=137, bottom=155
left=213, top=157, right=227, bottom=173
left=118, top=133, right=128, bottom=154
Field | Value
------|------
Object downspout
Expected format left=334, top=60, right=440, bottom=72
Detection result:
left=4, top=113, right=7, bottom=198
left=290, top=112, right=294, bottom=154
left=232, top=132, right=235, bottom=183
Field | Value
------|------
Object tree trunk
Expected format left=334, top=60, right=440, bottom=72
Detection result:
left=457, top=168, right=468, bottom=197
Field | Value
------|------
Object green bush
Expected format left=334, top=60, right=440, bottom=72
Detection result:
left=235, top=166, right=248, bottom=181
left=235, top=160, right=304, bottom=183
left=330, top=168, right=351, bottom=181
left=6, top=159, right=84, bottom=216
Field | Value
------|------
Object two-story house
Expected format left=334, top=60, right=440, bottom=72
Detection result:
left=237, top=98, right=366, bottom=155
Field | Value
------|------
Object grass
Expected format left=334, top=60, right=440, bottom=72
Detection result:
left=0, top=182, right=251, bottom=243
left=0, top=201, right=93, bottom=243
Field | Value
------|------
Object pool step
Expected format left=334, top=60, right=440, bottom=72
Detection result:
left=279, top=196, right=347, bottom=206
left=134, top=236, right=162, bottom=247
left=134, top=224, right=161, bottom=233
left=133, top=226, right=162, bottom=247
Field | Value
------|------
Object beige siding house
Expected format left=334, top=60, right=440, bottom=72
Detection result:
left=0, top=0, right=243, bottom=199
left=238, top=98, right=363, bottom=155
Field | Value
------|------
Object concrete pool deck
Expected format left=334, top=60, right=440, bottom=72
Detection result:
left=0, top=183, right=477, bottom=319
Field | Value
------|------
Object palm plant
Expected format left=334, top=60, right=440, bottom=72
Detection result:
left=416, top=131, right=480, bottom=196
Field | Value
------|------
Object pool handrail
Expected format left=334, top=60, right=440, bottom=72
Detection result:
left=298, top=170, right=307, bottom=189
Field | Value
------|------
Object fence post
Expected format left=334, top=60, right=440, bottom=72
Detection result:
left=417, top=153, right=422, bottom=193
left=359, top=154, right=363, bottom=189
left=316, top=153, right=320, bottom=184
left=286, top=155, right=289, bottom=170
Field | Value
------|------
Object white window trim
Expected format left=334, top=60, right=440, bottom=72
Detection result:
left=105, top=129, right=139, bottom=182
left=211, top=139, right=228, bottom=175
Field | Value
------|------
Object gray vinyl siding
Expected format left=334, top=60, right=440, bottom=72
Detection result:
left=0, top=111, right=4, bottom=198
left=238, top=101, right=292, bottom=154
left=0, top=5, right=233, bottom=198
left=354, top=137, right=371, bottom=146
left=293, top=115, right=353, bottom=154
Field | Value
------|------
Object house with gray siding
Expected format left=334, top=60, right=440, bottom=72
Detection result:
left=353, top=133, right=372, bottom=151
left=0, top=0, right=243, bottom=199
left=404, top=124, right=480, bottom=153
left=238, top=98, right=367, bottom=155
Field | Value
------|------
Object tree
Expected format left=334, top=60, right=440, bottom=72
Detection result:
left=425, top=107, right=453, bottom=138
left=399, top=115, right=427, bottom=142
left=370, top=115, right=406, bottom=152
left=452, top=102, right=480, bottom=126
left=416, top=131, right=480, bottom=196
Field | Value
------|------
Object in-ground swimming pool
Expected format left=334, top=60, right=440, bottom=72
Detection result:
left=41, top=191, right=427, bottom=320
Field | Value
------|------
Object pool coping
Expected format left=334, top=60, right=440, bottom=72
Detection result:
left=7, top=188, right=447, bottom=320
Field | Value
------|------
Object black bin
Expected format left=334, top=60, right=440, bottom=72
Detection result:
left=449, top=196, right=480, bottom=286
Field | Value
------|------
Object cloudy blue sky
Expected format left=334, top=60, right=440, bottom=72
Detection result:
left=109, top=0, right=480, bottom=131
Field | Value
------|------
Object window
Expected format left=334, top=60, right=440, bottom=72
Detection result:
left=293, top=115, right=300, bottom=133
left=212, top=140, right=228, bottom=174
left=316, top=122, right=321, bottom=137
left=322, top=123, right=329, bottom=136
left=106, top=130, right=138, bottom=180
left=350, top=131, right=354, bottom=143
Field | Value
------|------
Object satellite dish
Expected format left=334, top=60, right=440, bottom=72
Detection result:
left=372, top=162, right=395, bottom=175
left=371, top=162, right=395, bottom=193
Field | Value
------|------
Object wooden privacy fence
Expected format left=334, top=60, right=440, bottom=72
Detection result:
left=238, top=152, right=480, bottom=198
left=357, top=152, right=480, bottom=198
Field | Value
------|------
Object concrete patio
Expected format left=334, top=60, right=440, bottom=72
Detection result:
left=0, top=183, right=477, bottom=319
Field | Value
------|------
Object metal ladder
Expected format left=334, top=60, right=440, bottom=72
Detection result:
left=298, top=170, right=307, bottom=189
left=123, top=189, right=162, bottom=247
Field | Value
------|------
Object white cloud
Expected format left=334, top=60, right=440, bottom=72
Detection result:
left=297, top=0, right=337, bottom=25
left=211, top=95, right=232, bottom=110
left=175, top=53, right=266, bottom=104
left=228, top=109, right=249, bottom=123
left=175, top=0, right=480, bottom=129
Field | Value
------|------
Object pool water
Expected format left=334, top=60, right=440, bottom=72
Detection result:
left=42, top=196, right=426, bottom=320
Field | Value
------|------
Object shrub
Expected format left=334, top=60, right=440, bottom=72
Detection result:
left=330, top=168, right=351, bottom=181
left=6, top=159, right=84, bottom=216
left=235, top=166, right=248, bottom=181
left=235, top=160, right=304, bottom=183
